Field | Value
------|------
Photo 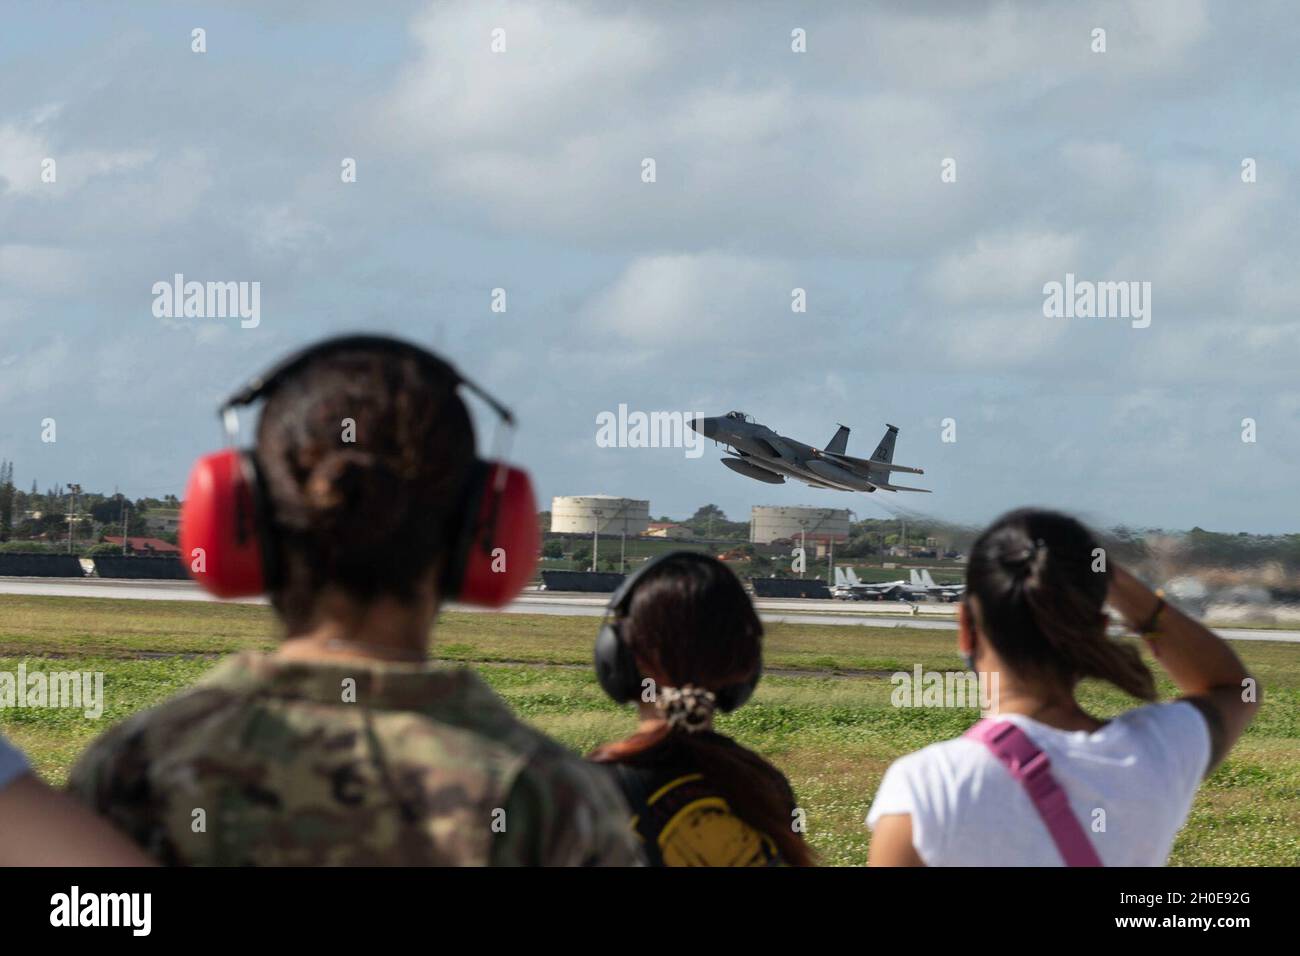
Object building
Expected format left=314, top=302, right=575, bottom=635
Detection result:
left=102, top=536, right=181, bottom=555
left=550, top=496, right=650, bottom=536
left=644, top=522, right=689, bottom=539
left=750, top=505, right=851, bottom=547
left=143, top=511, right=182, bottom=535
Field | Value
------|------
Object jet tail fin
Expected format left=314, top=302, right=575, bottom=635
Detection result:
left=867, top=425, right=900, bottom=486
left=870, top=425, right=898, bottom=463
left=825, top=424, right=850, bottom=456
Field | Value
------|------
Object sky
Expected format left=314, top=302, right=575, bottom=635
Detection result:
left=1, top=1, right=1298, bottom=534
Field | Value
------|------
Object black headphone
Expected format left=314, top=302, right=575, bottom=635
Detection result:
left=593, top=551, right=762, bottom=711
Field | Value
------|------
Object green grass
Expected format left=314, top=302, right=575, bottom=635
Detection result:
left=1, top=594, right=1296, bottom=866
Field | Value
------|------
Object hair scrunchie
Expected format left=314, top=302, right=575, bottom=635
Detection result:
left=656, top=684, right=717, bottom=733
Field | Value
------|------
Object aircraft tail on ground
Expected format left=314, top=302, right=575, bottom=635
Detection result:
left=825, top=424, right=850, bottom=455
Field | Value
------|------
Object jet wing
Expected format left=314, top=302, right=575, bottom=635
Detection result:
left=819, top=451, right=925, bottom=475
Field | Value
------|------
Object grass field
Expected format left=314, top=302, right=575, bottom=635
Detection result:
left=1, top=594, right=1296, bottom=866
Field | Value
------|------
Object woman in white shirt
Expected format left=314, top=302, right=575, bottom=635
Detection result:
left=867, top=508, right=1259, bottom=867
left=0, top=732, right=152, bottom=866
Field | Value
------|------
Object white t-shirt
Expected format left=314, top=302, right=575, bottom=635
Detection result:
left=866, top=701, right=1211, bottom=866
left=0, top=733, right=30, bottom=791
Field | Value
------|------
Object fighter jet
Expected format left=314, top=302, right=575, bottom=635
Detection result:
left=689, top=412, right=930, bottom=493
left=832, top=566, right=911, bottom=601
left=906, top=569, right=965, bottom=602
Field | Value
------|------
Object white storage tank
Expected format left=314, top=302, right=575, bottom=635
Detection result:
left=550, top=496, right=650, bottom=536
left=750, top=505, right=850, bottom=545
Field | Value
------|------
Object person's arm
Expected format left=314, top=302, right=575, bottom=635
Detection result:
left=868, top=814, right=925, bottom=867
left=0, top=774, right=154, bottom=866
left=490, top=753, right=643, bottom=866
left=1108, top=564, right=1260, bottom=774
left=66, top=718, right=175, bottom=862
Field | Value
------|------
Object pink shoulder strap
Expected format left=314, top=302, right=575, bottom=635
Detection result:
left=964, top=718, right=1102, bottom=867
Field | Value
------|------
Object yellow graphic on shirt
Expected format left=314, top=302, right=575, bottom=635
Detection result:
left=635, top=772, right=781, bottom=867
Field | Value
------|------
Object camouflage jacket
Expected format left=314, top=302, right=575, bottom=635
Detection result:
left=68, top=652, right=641, bottom=866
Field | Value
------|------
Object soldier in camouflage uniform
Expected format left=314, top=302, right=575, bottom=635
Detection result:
left=69, top=652, right=638, bottom=865
left=68, top=338, right=641, bottom=866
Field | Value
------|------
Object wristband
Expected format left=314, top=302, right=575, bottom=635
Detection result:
left=1136, top=590, right=1166, bottom=636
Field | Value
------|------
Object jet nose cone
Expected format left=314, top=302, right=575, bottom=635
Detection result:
left=689, top=415, right=716, bottom=438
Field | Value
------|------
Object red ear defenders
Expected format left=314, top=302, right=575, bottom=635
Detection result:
left=594, top=551, right=762, bottom=710
left=179, top=335, right=539, bottom=607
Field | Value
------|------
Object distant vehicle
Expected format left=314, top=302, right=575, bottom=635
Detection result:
left=689, top=412, right=930, bottom=493
left=1216, top=584, right=1272, bottom=607
left=1163, top=576, right=1211, bottom=617
left=831, top=566, right=910, bottom=601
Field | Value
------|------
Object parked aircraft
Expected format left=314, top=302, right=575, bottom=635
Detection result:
left=831, top=566, right=910, bottom=601
left=907, top=568, right=965, bottom=602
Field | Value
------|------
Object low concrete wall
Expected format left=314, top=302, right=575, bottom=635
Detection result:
left=750, top=577, right=831, bottom=599
left=539, top=570, right=627, bottom=593
left=0, top=553, right=86, bottom=577
left=92, top=555, right=189, bottom=580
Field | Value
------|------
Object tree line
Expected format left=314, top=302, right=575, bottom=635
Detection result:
left=0, top=459, right=179, bottom=549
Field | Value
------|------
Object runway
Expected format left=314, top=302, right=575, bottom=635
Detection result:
left=1, top=577, right=1298, bottom=643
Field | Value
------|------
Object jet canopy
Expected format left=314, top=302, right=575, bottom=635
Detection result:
left=724, top=410, right=755, bottom=423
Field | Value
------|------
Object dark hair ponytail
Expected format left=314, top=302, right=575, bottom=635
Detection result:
left=967, top=509, right=1156, bottom=700
left=588, top=554, right=814, bottom=866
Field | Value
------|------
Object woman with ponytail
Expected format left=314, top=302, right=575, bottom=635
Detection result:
left=589, top=552, right=813, bottom=866
left=868, top=508, right=1259, bottom=866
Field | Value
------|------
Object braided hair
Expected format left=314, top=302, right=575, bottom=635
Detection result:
left=254, top=345, right=475, bottom=629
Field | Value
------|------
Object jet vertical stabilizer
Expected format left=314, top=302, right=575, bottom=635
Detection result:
left=867, top=425, right=899, bottom=487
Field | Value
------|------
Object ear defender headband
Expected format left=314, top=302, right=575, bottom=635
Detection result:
left=593, top=551, right=762, bottom=712
left=178, top=334, right=539, bottom=607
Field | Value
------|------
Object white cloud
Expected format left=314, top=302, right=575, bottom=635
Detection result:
left=0, top=110, right=153, bottom=197
left=385, top=1, right=664, bottom=148
left=1059, top=141, right=1139, bottom=190
left=0, top=244, right=84, bottom=297
left=584, top=253, right=773, bottom=347
left=243, top=203, right=330, bottom=263
left=927, top=229, right=1082, bottom=307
